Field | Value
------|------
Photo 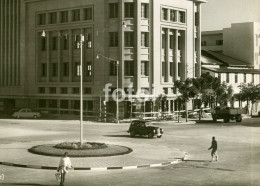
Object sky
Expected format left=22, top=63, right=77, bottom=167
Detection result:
left=201, top=0, right=260, bottom=31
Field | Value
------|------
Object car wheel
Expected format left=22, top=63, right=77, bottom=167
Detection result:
left=236, top=115, right=242, bottom=122
left=157, top=135, right=162, bottom=138
left=212, top=115, right=217, bottom=122
left=33, top=115, right=38, bottom=119
left=224, top=118, right=230, bottom=123
left=148, top=132, right=154, bottom=138
left=130, top=131, right=135, bottom=137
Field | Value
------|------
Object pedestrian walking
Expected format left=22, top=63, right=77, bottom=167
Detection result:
left=208, top=136, right=218, bottom=162
left=57, top=152, right=73, bottom=186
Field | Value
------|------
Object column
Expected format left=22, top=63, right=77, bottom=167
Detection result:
left=174, top=29, right=178, bottom=81
left=69, top=29, right=73, bottom=82
left=165, top=29, right=169, bottom=82
left=196, top=2, right=202, bottom=77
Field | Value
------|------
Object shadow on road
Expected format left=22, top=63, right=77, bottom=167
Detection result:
left=2, top=183, right=57, bottom=186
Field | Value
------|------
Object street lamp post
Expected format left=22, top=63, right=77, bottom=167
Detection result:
left=79, top=34, right=84, bottom=145
left=96, top=54, right=120, bottom=124
left=41, top=31, right=91, bottom=145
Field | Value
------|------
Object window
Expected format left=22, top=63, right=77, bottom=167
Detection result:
left=162, top=32, right=166, bottom=49
left=73, top=62, right=80, bottom=76
left=178, top=63, right=181, bottom=77
left=109, top=32, right=118, bottom=47
left=109, top=3, right=118, bottom=18
left=38, top=87, right=45, bottom=94
left=51, top=37, right=58, bottom=50
left=124, top=32, right=134, bottom=47
left=141, top=61, right=149, bottom=76
left=162, top=62, right=165, bottom=76
left=38, top=13, right=46, bottom=25
left=41, top=37, right=46, bottom=51
left=60, top=11, right=68, bottom=23
left=218, top=73, right=221, bottom=81
left=41, top=63, right=47, bottom=77
left=226, top=73, right=230, bottom=83
left=84, top=7, right=92, bottom=20
left=141, top=32, right=149, bottom=47
left=170, top=34, right=175, bottom=49
left=49, top=100, right=57, bottom=108
left=201, top=41, right=207, bottom=46
left=86, top=63, right=92, bottom=77
left=178, top=11, right=185, bottom=23
left=49, top=87, right=56, bottom=94
left=72, top=9, right=80, bottom=21
left=216, top=40, right=223, bottom=45
left=39, top=100, right=47, bottom=108
left=125, top=61, right=134, bottom=76
left=125, top=3, right=134, bottom=18
left=84, top=87, right=92, bottom=94
left=244, top=73, right=247, bottom=83
left=162, top=8, right=168, bottom=21
left=235, top=73, right=238, bottom=83
left=74, top=35, right=80, bottom=49
left=51, top=63, right=58, bottom=77
left=60, top=87, right=68, bottom=94
left=49, top=12, right=57, bottom=24
left=170, top=10, right=176, bottom=22
left=141, top=3, right=148, bottom=18
left=195, top=12, right=199, bottom=26
left=170, top=62, right=174, bottom=76
left=63, top=63, right=69, bottom=77
left=109, top=62, right=117, bottom=76
left=62, top=36, right=69, bottom=50
left=72, top=88, right=80, bottom=94
left=86, top=33, right=92, bottom=49
left=252, top=74, right=255, bottom=83
left=163, top=88, right=168, bottom=94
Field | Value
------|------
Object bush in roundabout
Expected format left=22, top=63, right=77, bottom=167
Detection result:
left=28, top=142, right=132, bottom=157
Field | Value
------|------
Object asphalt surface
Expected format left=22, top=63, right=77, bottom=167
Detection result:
left=0, top=117, right=260, bottom=186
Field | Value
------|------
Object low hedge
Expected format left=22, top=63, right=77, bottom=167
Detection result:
left=28, top=142, right=132, bottom=157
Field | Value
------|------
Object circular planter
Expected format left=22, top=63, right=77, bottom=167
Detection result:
left=28, top=143, right=132, bottom=157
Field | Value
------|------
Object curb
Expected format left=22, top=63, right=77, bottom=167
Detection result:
left=0, top=159, right=182, bottom=171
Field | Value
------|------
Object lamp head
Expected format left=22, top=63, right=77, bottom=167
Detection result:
left=41, top=30, right=46, bottom=37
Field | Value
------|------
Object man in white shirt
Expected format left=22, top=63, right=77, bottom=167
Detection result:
left=57, top=152, right=72, bottom=186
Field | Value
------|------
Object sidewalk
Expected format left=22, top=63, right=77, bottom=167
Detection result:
left=0, top=140, right=186, bottom=170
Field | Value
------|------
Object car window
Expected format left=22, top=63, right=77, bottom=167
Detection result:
left=27, top=109, right=32, bottom=112
left=21, top=109, right=26, bottom=112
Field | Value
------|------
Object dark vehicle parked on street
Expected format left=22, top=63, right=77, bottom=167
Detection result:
left=127, top=120, right=163, bottom=138
left=212, top=106, right=246, bottom=122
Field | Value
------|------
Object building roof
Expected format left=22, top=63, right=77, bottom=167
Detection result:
left=201, top=50, right=252, bottom=67
left=202, top=67, right=260, bottom=74
left=202, top=30, right=223, bottom=35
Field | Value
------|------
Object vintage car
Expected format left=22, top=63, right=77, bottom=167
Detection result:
left=127, top=120, right=163, bottom=138
left=12, top=108, right=41, bottom=119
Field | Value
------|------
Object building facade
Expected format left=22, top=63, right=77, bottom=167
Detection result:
left=0, top=0, right=206, bottom=118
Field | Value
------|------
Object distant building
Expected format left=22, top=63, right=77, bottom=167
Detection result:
left=202, top=22, right=260, bottom=69
left=201, top=50, right=260, bottom=113
left=201, top=22, right=260, bottom=114
left=0, top=0, right=207, bottom=118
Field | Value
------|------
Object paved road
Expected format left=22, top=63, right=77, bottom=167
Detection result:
left=0, top=118, right=260, bottom=186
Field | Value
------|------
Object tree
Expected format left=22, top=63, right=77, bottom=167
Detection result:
left=173, top=78, right=197, bottom=121
left=215, top=82, right=234, bottom=107
left=238, top=83, right=260, bottom=116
